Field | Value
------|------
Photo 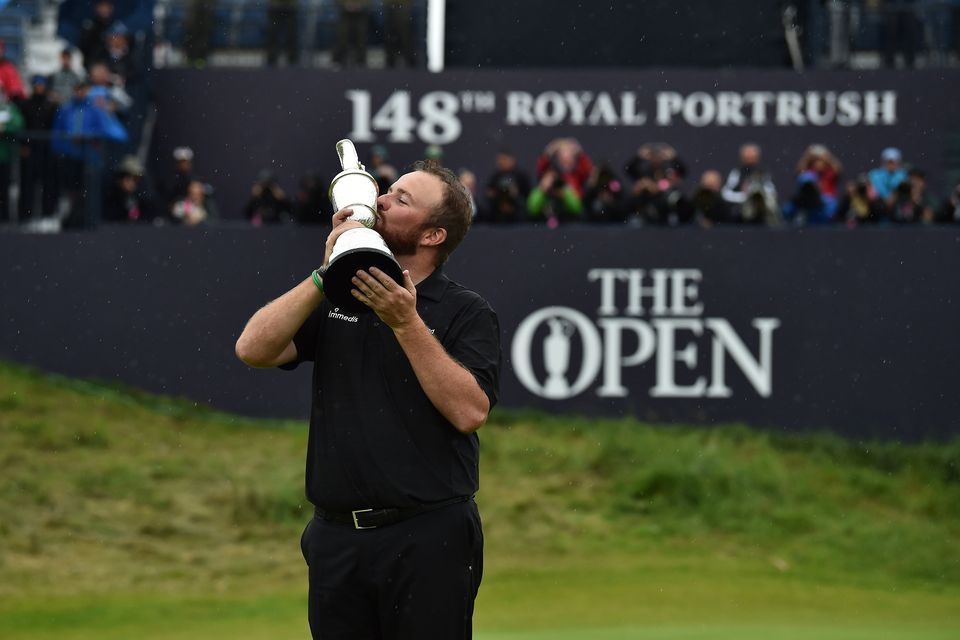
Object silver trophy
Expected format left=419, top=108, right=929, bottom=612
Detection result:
left=323, top=139, right=403, bottom=313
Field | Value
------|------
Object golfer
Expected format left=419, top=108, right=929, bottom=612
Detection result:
left=235, top=161, right=501, bottom=639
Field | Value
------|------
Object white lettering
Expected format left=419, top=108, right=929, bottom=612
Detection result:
left=588, top=268, right=629, bottom=315
left=864, top=91, right=897, bottom=125
left=626, top=269, right=670, bottom=316
left=596, top=318, right=656, bottom=397
left=670, top=269, right=704, bottom=315
left=564, top=91, right=594, bottom=125
left=506, top=91, right=535, bottom=125
left=656, top=91, right=684, bottom=125
left=743, top=92, right=775, bottom=125
left=683, top=92, right=716, bottom=127
left=534, top=91, right=567, bottom=126
left=588, top=93, right=619, bottom=125
left=806, top=91, right=836, bottom=126
left=651, top=319, right=707, bottom=397
left=706, top=318, right=780, bottom=398
left=620, top=92, right=647, bottom=125
left=776, top=91, right=806, bottom=125
left=837, top=91, right=861, bottom=126
left=716, top=91, right=747, bottom=126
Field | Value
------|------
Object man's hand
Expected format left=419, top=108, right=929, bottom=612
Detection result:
left=351, top=267, right=418, bottom=330
left=323, top=207, right=367, bottom=268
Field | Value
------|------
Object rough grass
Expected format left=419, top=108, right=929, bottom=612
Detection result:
left=0, top=361, right=958, bottom=638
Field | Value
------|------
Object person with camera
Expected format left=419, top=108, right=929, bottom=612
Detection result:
left=721, top=143, right=780, bottom=225
left=836, top=174, right=888, bottom=227
left=243, top=169, right=294, bottom=225
left=527, top=165, right=583, bottom=227
left=235, top=160, right=500, bottom=639
left=482, top=149, right=530, bottom=224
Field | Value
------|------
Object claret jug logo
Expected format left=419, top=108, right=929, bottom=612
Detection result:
left=511, top=269, right=781, bottom=400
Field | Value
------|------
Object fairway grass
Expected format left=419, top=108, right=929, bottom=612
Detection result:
left=1, top=362, right=958, bottom=638
left=2, top=558, right=958, bottom=640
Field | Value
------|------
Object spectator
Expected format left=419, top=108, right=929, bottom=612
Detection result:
left=88, top=62, right=132, bottom=115
left=172, top=180, right=218, bottom=226
left=97, top=22, right=138, bottom=83
left=527, top=164, right=583, bottom=227
left=657, top=159, right=694, bottom=226
left=796, top=143, right=842, bottom=199
left=583, top=162, right=625, bottom=223
left=621, top=143, right=683, bottom=225
left=18, top=75, right=59, bottom=222
left=937, top=178, right=960, bottom=224
left=333, top=0, right=371, bottom=68
left=384, top=0, right=416, bottom=68
left=48, top=47, right=83, bottom=105
left=184, top=0, right=214, bottom=67
left=721, top=143, right=779, bottom=224
left=50, top=81, right=129, bottom=227
left=0, top=41, right=26, bottom=101
left=162, top=146, right=196, bottom=212
left=868, top=147, right=908, bottom=201
left=836, top=174, right=888, bottom=227
left=879, top=0, right=920, bottom=68
left=889, top=168, right=936, bottom=224
left=103, top=155, right=159, bottom=223
left=79, top=0, right=117, bottom=70
left=690, top=170, right=731, bottom=227
left=782, top=171, right=835, bottom=226
left=294, top=168, right=330, bottom=225
left=243, top=170, right=294, bottom=225
left=266, top=0, right=300, bottom=67
left=0, top=91, right=25, bottom=223
left=623, top=142, right=677, bottom=185
left=483, top=149, right=530, bottom=224
left=535, top=137, right=593, bottom=197
left=424, top=144, right=444, bottom=166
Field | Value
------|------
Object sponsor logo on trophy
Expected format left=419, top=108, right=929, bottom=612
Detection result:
left=323, top=139, right=403, bottom=313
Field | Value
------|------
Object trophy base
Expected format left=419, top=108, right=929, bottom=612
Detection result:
left=323, top=247, right=404, bottom=314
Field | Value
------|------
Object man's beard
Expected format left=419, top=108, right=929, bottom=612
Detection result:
left=379, top=222, right=425, bottom=257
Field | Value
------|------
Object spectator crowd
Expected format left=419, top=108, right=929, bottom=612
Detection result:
left=0, top=1, right=959, bottom=231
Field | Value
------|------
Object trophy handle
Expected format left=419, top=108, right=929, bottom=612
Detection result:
left=336, top=139, right=365, bottom=172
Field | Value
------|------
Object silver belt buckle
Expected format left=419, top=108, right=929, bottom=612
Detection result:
left=351, top=508, right=376, bottom=530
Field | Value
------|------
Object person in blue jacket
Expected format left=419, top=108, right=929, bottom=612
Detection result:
left=51, top=80, right=128, bottom=227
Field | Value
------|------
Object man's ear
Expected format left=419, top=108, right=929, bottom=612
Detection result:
left=421, top=227, right=447, bottom=248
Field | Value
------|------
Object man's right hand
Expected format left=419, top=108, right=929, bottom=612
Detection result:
left=323, top=208, right=367, bottom=268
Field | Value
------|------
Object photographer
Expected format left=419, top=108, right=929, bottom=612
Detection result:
left=722, top=143, right=780, bottom=225
left=482, top=149, right=530, bottom=224
left=937, top=179, right=960, bottom=224
left=243, top=169, right=293, bottom=226
left=836, top=174, right=888, bottom=227
left=527, top=167, right=583, bottom=227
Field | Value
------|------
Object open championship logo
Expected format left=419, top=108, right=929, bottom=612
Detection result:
left=510, top=269, right=781, bottom=401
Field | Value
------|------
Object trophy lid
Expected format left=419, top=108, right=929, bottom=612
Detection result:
left=336, top=139, right=365, bottom=172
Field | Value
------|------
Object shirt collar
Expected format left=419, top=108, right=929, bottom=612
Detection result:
left=416, top=267, right=449, bottom=302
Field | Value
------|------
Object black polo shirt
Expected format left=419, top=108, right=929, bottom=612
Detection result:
left=281, top=268, right=501, bottom=512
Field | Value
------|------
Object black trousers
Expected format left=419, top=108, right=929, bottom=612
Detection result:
left=301, top=499, right=483, bottom=640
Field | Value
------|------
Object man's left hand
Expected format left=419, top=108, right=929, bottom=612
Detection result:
left=352, top=268, right=418, bottom=330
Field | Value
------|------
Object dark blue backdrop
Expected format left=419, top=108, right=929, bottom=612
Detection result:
left=1, top=226, right=958, bottom=441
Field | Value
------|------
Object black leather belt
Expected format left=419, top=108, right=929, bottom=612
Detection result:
left=314, top=495, right=471, bottom=530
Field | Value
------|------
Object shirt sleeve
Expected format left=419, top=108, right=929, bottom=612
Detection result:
left=278, top=305, right=325, bottom=370
left=443, top=299, right=502, bottom=409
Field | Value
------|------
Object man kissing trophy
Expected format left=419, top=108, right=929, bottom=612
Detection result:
left=323, top=139, right=403, bottom=313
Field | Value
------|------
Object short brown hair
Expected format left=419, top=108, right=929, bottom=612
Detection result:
left=411, top=160, right=473, bottom=265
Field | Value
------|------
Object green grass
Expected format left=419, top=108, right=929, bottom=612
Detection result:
left=1, top=361, right=958, bottom=639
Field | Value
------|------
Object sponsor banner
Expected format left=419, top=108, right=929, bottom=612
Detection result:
left=1, top=227, right=958, bottom=441
left=153, top=68, right=959, bottom=223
